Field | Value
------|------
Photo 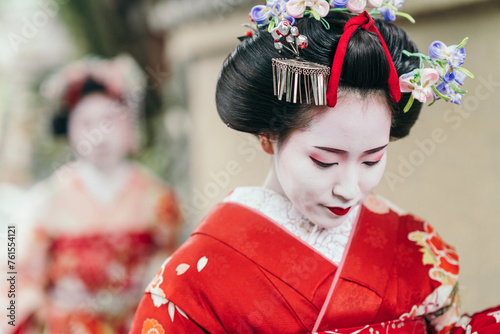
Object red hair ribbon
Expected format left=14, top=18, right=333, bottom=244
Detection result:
left=326, top=11, right=401, bottom=108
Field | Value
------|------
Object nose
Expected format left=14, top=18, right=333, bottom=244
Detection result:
left=332, top=167, right=360, bottom=201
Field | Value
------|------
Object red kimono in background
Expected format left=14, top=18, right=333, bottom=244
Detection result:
left=130, top=193, right=500, bottom=333
left=3, top=164, right=183, bottom=334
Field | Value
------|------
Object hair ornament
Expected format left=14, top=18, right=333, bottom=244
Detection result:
left=41, top=54, right=146, bottom=113
left=326, top=11, right=401, bottom=108
left=329, top=0, right=414, bottom=23
left=250, top=1, right=332, bottom=105
left=399, top=37, right=474, bottom=112
left=273, top=58, right=330, bottom=104
left=286, top=0, right=330, bottom=19
left=247, top=0, right=472, bottom=110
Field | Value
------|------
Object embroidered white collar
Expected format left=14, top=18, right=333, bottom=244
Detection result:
left=224, top=186, right=359, bottom=265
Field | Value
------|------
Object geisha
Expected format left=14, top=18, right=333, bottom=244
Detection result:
left=6, top=55, right=183, bottom=334
left=130, top=2, right=499, bottom=333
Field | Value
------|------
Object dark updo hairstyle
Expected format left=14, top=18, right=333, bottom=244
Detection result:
left=216, top=11, right=422, bottom=142
left=51, top=78, right=121, bottom=136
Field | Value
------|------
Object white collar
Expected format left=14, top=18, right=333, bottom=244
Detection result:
left=75, top=161, right=133, bottom=206
left=224, top=186, right=359, bottom=265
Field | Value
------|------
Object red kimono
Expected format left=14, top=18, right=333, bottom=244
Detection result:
left=130, top=192, right=500, bottom=333
left=2, top=163, right=183, bottom=334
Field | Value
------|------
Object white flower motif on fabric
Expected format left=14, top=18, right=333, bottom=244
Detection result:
left=146, top=257, right=170, bottom=307
left=151, top=294, right=169, bottom=308
left=454, top=315, right=472, bottom=331
left=175, top=263, right=190, bottom=275
left=146, top=255, right=202, bottom=321
left=224, top=187, right=358, bottom=265
left=175, top=256, right=208, bottom=276
left=400, top=285, right=453, bottom=319
left=168, top=302, right=189, bottom=322
left=488, top=310, right=500, bottom=323
left=464, top=325, right=477, bottom=334
left=149, top=294, right=188, bottom=322
left=400, top=284, right=461, bottom=334
left=197, top=256, right=208, bottom=272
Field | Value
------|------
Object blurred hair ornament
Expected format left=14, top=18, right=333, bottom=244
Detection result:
left=41, top=54, right=146, bottom=114
left=41, top=54, right=146, bottom=141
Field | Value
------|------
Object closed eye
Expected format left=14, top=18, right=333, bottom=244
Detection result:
left=310, top=156, right=337, bottom=168
left=363, top=160, right=381, bottom=166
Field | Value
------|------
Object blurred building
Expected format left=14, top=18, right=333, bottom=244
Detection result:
left=0, top=0, right=498, bottom=316
left=0, top=0, right=75, bottom=185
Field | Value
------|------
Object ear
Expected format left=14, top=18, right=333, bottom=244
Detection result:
left=259, top=135, right=275, bottom=155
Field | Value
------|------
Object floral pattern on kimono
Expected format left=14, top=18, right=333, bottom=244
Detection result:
left=130, top=188, right=500, bottom=334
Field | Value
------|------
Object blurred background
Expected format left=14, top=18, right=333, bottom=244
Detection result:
left=0, top=0, right=498, bottom=316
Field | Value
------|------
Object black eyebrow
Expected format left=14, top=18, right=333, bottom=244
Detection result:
left=314, top=144, right=388, bottom=155
left=363, top=144, right=389, bottom=154
left=314, top=146, right=347, bottom=154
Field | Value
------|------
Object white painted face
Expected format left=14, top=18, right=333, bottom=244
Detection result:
left=68, top=93, right=135, bottom=171
left=266, top=94, right=392, bottom=229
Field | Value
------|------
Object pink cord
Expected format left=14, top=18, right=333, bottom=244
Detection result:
left=311, top=209, right=361, bottom=333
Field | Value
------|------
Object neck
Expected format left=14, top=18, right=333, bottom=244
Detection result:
left=75, top=160, right=133, bottom=205
left=262, top=160, right=286, bottom=198
left=80, top=159, right=131, bottom=179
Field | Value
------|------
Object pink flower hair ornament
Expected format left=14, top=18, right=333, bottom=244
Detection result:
left=286, top=0, right=331, bottom=19
left=399, top=69, right=440, bottom=105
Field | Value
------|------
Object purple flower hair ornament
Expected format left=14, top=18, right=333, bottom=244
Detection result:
left=250, top=1, right=295, bottom=27
left=330, top=0, right=349, bottom=8
left=443, top=70, right=468, bottom=87
left=434, top=81, right=465, bottom=105
left=399, top=37, right=474, bottom=112
left=377, top=0, right=414, bottom=23
left=429, top=40, right=466, bottom=69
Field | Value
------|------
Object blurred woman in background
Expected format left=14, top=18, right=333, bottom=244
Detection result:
left=9, top=55, right=182, bottom=334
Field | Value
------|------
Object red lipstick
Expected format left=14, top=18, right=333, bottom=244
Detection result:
left=328, top=206, right=351, bottom=216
